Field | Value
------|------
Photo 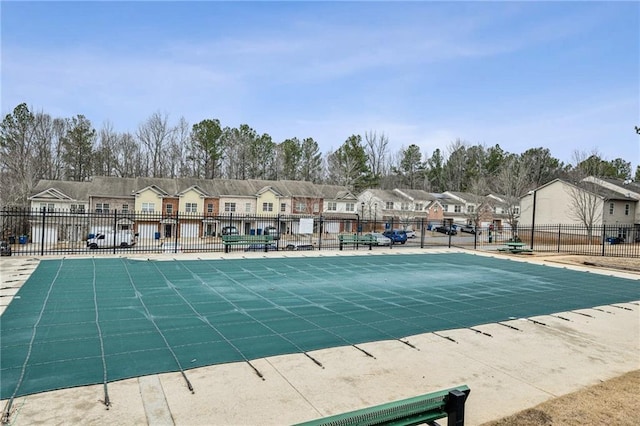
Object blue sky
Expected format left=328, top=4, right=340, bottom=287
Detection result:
left=2, top=1, right=639, bottom=170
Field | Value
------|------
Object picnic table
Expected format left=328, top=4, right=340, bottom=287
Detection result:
left=497, top=241, right=533, bottom=254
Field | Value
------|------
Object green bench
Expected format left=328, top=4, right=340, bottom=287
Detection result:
left=498, top=242, right=533, bottom=254
left=338, top=234, right=375, bottom=250
left=222, top=234, right=274, bottom=253
left=294, top=385, right=470, bottom=426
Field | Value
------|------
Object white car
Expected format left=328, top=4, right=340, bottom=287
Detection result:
left=405, top=229, right=416, bottom=238
left=367, top=232, right=392, bottom=246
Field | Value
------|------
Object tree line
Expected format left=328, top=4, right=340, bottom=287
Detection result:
left=1, top=102, right=636, bottom=208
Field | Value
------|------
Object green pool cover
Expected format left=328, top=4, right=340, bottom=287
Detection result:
left=1, top=253, right=638, bottom=400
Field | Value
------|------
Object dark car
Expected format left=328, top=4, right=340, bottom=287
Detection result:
left=434, top=226, right=457, bottom=236
left=221, top=226, right=239, bottom=236
left=263, top=226, right=280, bottom=240
left=606, top=236, right=624, bottom=245
left=0, top=240, right=11, bottom=256
left=383, top=229, right=408, bottom=244
left=244, top=243, right=277, bottom=252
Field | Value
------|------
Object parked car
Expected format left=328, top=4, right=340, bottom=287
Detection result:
left=221, top=226, right=239, bottom=236
left=87, top=231, right=136, bottom=249
left=606, top=236, right=624, bottom=245
left=263, top=226, right=280, bottom=240
left=404, top=229, right=416, bottom=238
left=434, top=226, right=457, bottom=236
left=285, top=242, right=314, bottom=251
left=366, top=232, right=392, bottom=246
left=460, top=225, right=476, bottom=234
left=0, top=240, right=11, bottom=256
left=383, top=229, right=408, bottom=244
left=244, top=243, right=277, bottom=252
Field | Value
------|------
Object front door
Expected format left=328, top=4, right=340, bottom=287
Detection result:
left=164, top=224, right=173, bottom=238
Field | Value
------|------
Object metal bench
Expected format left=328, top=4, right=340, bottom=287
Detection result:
left=338, top=234, right=375, bottom=251
left=222, top=235, right=274, bottom=253
left=294, top=385, right=470, bottom=426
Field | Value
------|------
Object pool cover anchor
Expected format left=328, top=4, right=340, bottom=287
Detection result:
left=352, top=345, right=376, bottom=359
left=304, top=353, right=324, bottom=368
left=398, top=339, right=418, bottom=349
left=247, top=361, right=265, bottom=380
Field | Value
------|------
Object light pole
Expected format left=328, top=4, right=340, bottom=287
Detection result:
left=374, top=202, right=377, bottom=232
left=529, top=190, right=537, bottom=250
left=361, top=201, right=365, bottom=232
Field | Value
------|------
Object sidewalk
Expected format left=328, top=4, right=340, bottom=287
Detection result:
left=1, top=249, right=638, bottom=425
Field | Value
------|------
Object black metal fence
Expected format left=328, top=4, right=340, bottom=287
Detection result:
left=1, top=208, right=638, bottom=258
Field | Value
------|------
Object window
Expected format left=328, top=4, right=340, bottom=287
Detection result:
left=280, top=203, right=286, bottom=212
left=514, top=206, right=520, bottom=214
left=327, top=202, right=337, bottom=211
left=224, top=202, right=236, bottom=212
left=625, top=203, right=630, bottom=216
left=95, top=203, right=110, bottom=213
left=295, top=202, right=307, bottom=211
left=442, top=204, right=448, bottom=212
left=386, top=202, right=393, bottom=209
left=70, top=204, right=85, bottom=214
left=207, top=203, right=214, bottom=213
left=185, top=203, right=197, bottom=213
left=313, top=202, right=319, bottom=212
left=415, top=203, right=423, bottom=211
left=454, top=205, right=461, bottom=213
left=609, top=202, right=614, bottom=215
left=121, top=204, right=129, bottom=213
left=467, top=205, right=474, bottom=213
left=142, top=202, right=155, bottom=213
left=165, top=204, right=173, bottom=214
left=262, top=202, right=273, bottom=212
left=345, top=203, right=354, bottom=212
left=245, top=203, right=251, bottom=213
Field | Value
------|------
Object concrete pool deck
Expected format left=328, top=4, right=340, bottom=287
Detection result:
left=1, top=248, right=638, bottom=425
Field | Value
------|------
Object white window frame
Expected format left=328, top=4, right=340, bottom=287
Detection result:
left=345, top=203, right=354, bottom=212
left=327, top=202, right=337, bottom=211
left=386, top=201, right=393, bottom=209
left=262, top=202, right=273, bottom=212
left=142, top=202, right=155, bottom=213
left=185, top=202, right=197, bottom=213
left=225, top=202, right=236, bottom=212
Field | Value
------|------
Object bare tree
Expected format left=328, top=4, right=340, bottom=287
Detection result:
left=137, top=112, right=174, bottom=178
left=567, top=150, right=607, bottom=241
left=364, top=130, right=389, bottom=186
left=492, top=154, right=535, bottom=234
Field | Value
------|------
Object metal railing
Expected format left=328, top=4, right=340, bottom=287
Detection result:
left=1, top=208, right=638, bottom=258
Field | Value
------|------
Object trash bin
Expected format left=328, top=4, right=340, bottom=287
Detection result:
left=19, top=235, right=28, bottom=244
left=8, top=236, right=15, bottom=244
left=250, top=229, right=256, bottom=235
left=154, top=232, right=161, bottom=240
left=88, top=233, right=95, bottom=239
left=257, top=229, right=262, bottom=235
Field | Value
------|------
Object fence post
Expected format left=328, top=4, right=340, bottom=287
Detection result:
left=112, top=210, right=118, bottom=255
left=40, top=209, right=46, bottom=256
left=420, top=217, right=424, bottom=249
left=174, top=211, right=179, bottom=253
left=318, top=215, right=323, bottom=251
left=557, top=224, right=561, bottom=253
left=601, top=225, right=606, bottom=256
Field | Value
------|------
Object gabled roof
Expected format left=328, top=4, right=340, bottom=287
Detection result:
left=29, top=180, right=92, bottom=202
left=177, top=185, right=208, bottom=197
left=255, top=185, right=283, bottom=197
left=362, top=189, right=408, bottom=203
left=135, top=185, right=168, bottom=197
left=524, top=178, right=636, bottom=201
left=392, top=189, right=437, bottom=202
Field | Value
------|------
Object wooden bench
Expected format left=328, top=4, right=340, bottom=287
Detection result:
left=294, top=385, right=470, bottom=426
left=222, top=235, right=274, bottom=253
left=338, top=234, right=375, bottom=251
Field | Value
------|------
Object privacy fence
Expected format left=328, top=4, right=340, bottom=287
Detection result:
left=1, top=208, right=638, bottom=258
